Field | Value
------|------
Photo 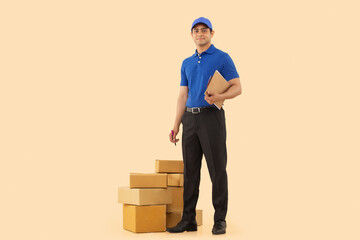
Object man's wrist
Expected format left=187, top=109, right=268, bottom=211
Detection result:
left=173, top=123, right=180, bottom=130
left=219, top=93, right=226, bottom=101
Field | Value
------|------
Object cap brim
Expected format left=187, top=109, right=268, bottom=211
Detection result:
left=192, top=22, right=211, bottom=30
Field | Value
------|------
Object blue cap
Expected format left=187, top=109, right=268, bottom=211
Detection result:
left=191, top=17, right=213, bottom=30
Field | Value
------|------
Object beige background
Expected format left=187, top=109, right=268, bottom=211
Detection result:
left=1, top=0, right=359, bottom=239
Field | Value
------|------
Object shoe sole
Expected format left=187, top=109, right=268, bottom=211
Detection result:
left=187, top=228, right=197, bottom=232
left=167, top=230, right=198, bottom=233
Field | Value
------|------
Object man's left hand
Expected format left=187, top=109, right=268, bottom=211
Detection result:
left=204, top=91, right=223, bottom=105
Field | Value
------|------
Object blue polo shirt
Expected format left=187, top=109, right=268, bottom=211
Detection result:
left=180, top=44, right=239, bottom=108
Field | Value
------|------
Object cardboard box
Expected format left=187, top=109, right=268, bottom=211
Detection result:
left=167, top=174, right=184, bottom=187
left=118, top=187, right=172, bottom=205
left=166, top=210, right=203, bottom=228
left=155, top=160, right=184, bottom=173
left=130, top=173, right=167, bottom=188
left=167, top=187, right=183, bottom=212
left=123, top=204, right=166, bottom=233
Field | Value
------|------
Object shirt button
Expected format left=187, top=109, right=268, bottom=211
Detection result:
left=199, top=57, right=201, bottom=59
left=198, top=61, right=200, bottom=63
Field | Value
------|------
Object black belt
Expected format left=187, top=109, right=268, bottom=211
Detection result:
left=185, top=106, right=218, bottom=114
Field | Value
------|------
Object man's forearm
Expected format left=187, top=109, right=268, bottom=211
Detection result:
left=220, top=83, right=242, bottom=100
left=173, top=96, right=188, bottom=129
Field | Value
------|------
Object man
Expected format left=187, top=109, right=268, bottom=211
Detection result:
left=167, top=17, right=242, bottom=235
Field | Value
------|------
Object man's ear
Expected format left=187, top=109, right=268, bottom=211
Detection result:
left=211, top=30, right=215, bottom=37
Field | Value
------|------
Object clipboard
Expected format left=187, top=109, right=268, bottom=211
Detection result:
left=205, top=70, right=230, bottom=109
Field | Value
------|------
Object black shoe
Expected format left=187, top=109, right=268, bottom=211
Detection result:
left=166, top=219, right=197, bottom=233
left=212, top=220, right=226, bottom=235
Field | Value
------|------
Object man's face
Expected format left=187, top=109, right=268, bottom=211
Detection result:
left=191, top=23, right=214, bottom=47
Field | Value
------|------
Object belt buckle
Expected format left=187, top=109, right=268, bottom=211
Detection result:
left=191, top=107, right=201, bottom=114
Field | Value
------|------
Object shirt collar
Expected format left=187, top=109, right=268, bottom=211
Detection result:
left=193, top=44, right=216, bottom=57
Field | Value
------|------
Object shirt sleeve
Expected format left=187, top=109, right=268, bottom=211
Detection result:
left=221, top=53, right=239, bottom=81
left=180, top=60, right=188, bottom=86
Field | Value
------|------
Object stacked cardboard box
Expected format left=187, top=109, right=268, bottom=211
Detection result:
left=118, top=174, right=170, bottom=233
left=118, top=160, right=202, bottom=233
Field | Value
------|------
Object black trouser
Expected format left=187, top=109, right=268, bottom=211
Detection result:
left=181, top=107, right=228, bottom=223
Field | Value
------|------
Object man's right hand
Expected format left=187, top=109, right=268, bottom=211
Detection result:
left=169, top=128, right=180, bottom=144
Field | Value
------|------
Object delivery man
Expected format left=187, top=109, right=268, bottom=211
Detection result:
left=167, top=17, right=242, bottom=235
